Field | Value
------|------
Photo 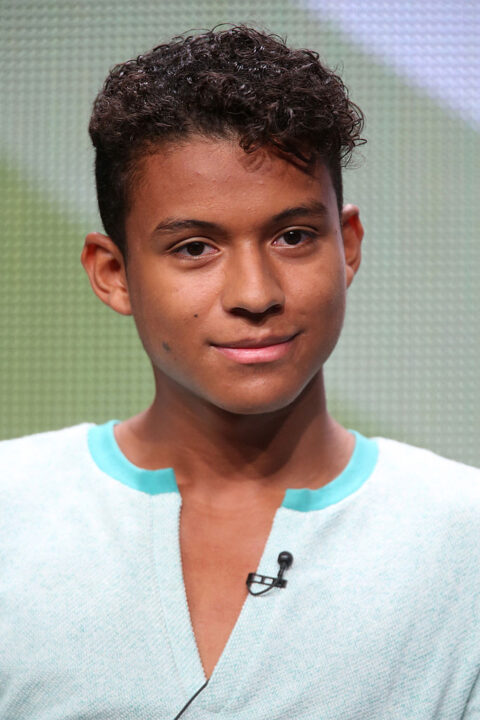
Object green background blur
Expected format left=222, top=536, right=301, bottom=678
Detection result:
left=1, top=0, right=479, bottom=465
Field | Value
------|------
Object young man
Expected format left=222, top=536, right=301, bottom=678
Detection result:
left=1, top=26, right=479, bottom=720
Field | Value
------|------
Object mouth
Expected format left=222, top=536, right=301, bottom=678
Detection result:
left=211, top=333, right=299, bottom=364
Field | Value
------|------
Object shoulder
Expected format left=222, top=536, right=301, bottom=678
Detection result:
left=0, top=423, right=95, bottom=493
left=370, top=434, right=480, bottom=527
left=0, top=423, right=93, bottom=466
left=374, top=435, right=480, bottom=486
left=0, top=423, right=103, bottom=534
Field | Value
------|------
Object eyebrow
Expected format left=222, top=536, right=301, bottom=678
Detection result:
left=271, top=201, right=328, bottom=224
left=150, top=200, right=329, bottom=238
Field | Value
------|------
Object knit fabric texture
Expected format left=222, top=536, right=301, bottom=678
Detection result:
left=1, top=422, right=480, bottom=719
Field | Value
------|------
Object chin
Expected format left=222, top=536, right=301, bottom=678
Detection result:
left=207, top=382, right=311, bottom=416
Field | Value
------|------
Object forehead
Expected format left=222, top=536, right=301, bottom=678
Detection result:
left=125, top=136, right=336, bottom=237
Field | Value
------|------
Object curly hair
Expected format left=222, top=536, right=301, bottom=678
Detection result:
left=89, top=25, right=365, bottom=259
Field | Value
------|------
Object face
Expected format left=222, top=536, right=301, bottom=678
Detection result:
left=83, top=136, right=362, bottom=415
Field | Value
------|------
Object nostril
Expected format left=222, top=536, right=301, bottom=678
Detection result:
left=230, top=304, right=283, bottom=321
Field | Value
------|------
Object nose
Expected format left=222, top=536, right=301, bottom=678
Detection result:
left=221, top=244, right=285, bottom=317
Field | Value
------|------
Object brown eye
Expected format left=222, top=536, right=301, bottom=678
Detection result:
left=185, top=241, right=206, bottom=256
left=173, top=241, right=217, bottom=258
left=275, top=229, right=314, bottom=247
left=283, top=230, right=304, bottom=245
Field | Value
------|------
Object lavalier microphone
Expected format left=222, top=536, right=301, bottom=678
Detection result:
left=246, top=551, right=293, bottom=596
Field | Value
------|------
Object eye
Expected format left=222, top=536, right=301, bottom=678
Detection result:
left=172, top=241, right=217, bottom=258
left=274, top=229, right=315, bottom=247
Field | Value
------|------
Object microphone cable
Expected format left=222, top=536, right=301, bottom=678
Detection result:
left=172, top=679, right=209, bottom=719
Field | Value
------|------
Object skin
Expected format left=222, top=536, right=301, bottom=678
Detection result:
left=81, top=135, right=364, bottom=677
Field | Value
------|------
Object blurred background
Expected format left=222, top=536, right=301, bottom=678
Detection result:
left=1, top=0, right=479, bottom=465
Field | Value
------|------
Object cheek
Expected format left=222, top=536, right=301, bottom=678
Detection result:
left=293, top=266, right=347, bottom=362
left=295, top=260, right=346, bottom=315
left=321, top=272, right=347, bottom=332
left=128, top=274, right=212, bottom=356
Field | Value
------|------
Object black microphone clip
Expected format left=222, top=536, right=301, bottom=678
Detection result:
left=246, top=551, right=293, bottom=596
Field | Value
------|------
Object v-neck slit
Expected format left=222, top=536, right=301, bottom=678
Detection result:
left=87, top=420, right=380, bottom=713
left=152, top=499, right=302, bottom=712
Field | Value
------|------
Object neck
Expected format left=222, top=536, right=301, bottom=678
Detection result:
left=115, top=371, right=354, bottom=497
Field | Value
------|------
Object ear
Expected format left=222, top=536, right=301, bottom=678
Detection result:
left=341, top=204, right=364, bottom=288
left=80, top=232, right=132, bottom=316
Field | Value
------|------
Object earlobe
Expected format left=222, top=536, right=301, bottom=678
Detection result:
left=80, top=232, right=132, bottom=316
left=341, top=204, right=364, bottom=288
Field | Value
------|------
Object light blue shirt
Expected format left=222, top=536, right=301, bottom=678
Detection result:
left=1, top=421, right=479, bottom=718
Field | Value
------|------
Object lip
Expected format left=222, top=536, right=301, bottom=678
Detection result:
left=211, top=333, right=299, bottom=364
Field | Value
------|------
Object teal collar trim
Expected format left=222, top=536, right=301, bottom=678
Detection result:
left=88, top=421, right=378, bottom=507
left=282, top=430, right=378, bottom=512
left=88, top=420, right=178, bottom=496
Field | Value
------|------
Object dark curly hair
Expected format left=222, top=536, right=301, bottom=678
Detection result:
left=89, top=25, right=365, bottom=260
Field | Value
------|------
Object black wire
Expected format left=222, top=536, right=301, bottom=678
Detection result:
left=247, top=582, right=278, bottom=596
left=172, top=678, right=210, bottom=720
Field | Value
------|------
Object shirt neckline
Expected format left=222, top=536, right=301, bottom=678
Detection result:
left=87, top=419, right=378, bottom=511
